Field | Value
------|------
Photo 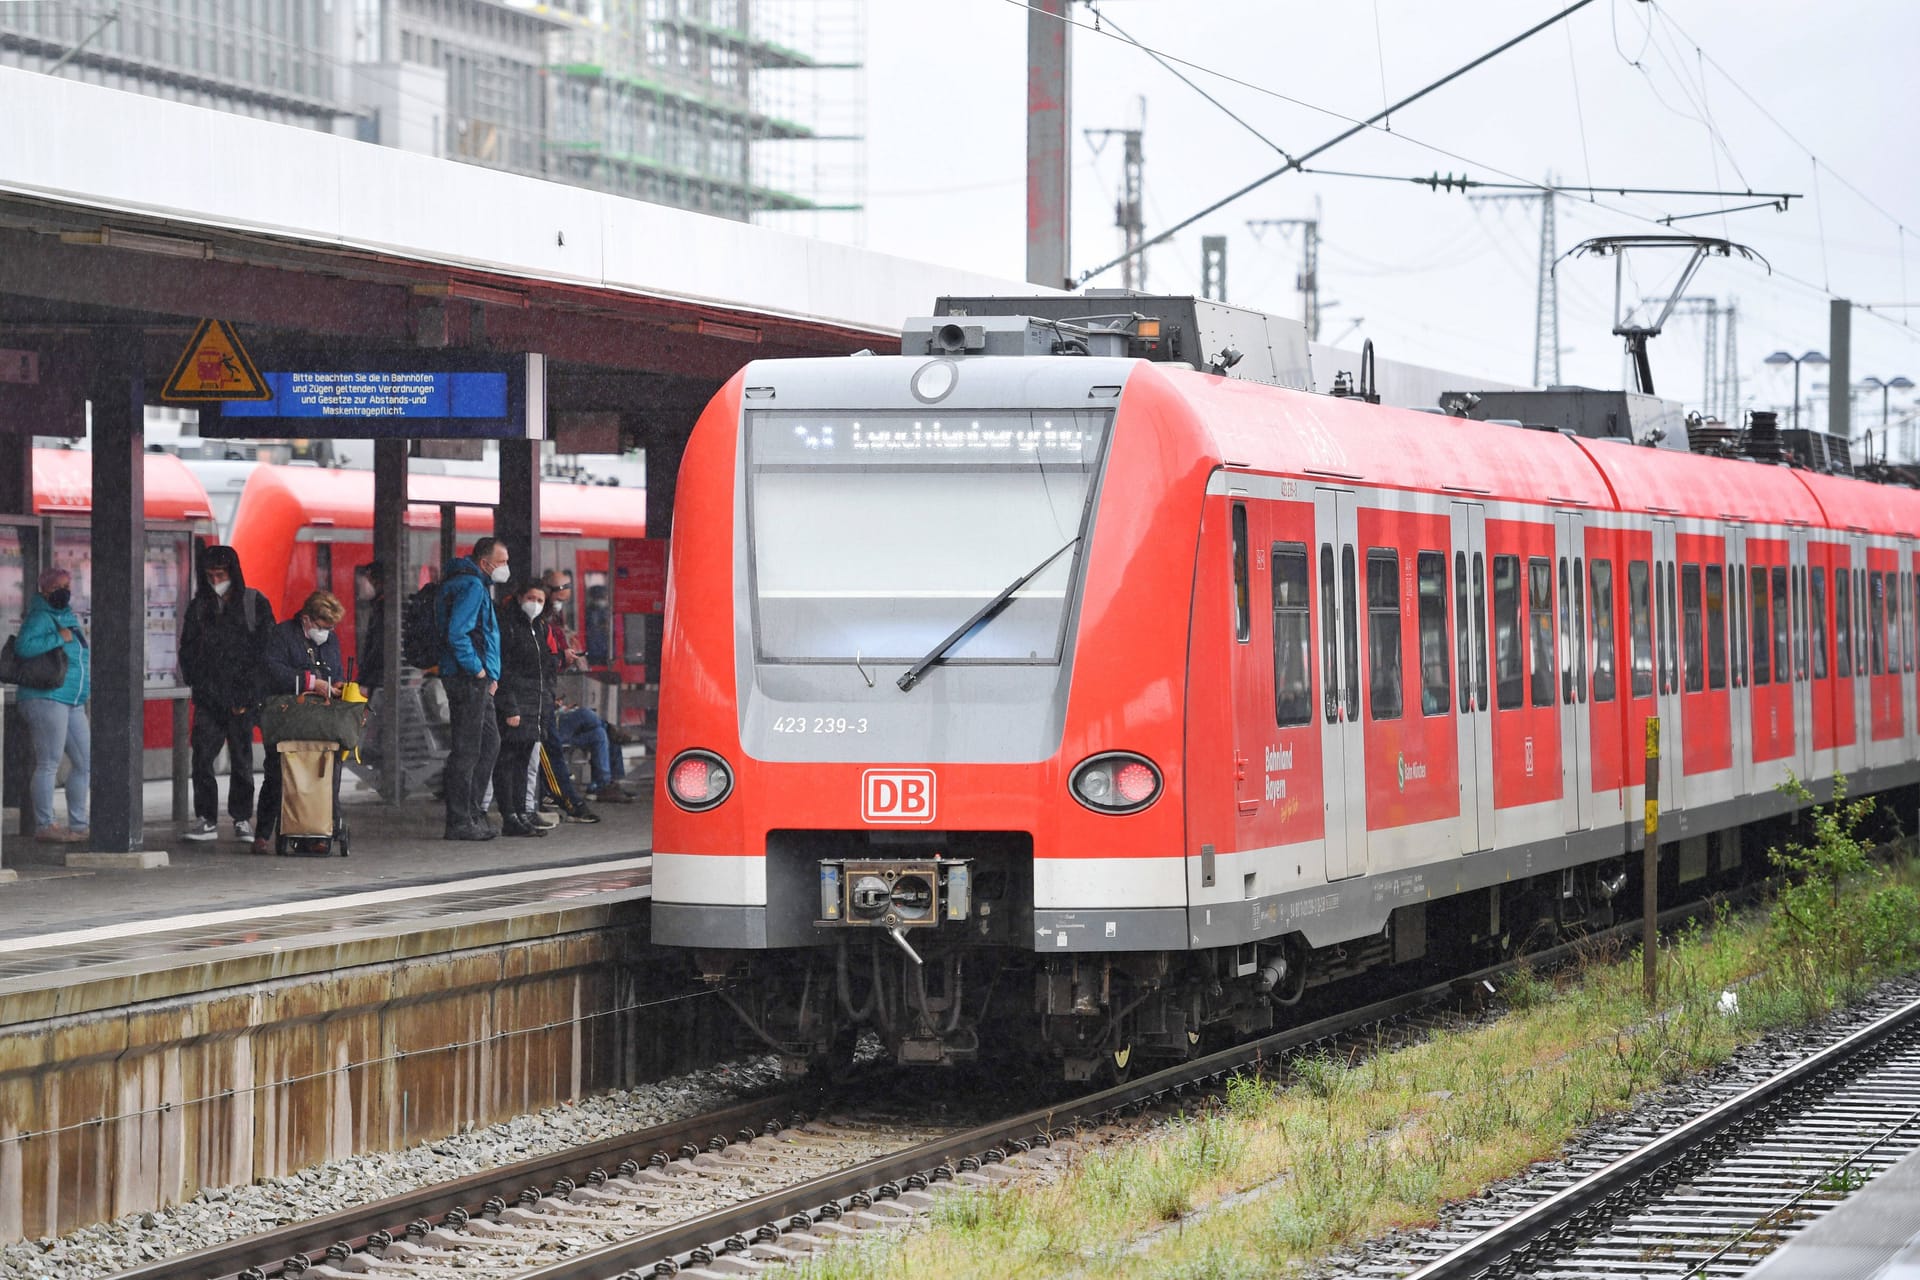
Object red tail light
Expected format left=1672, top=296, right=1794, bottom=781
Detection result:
left=667, top=749, right=733, bottom=812
left=1070, top=753, right=1162, bottom=814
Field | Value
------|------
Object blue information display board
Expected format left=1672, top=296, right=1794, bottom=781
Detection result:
left=203, top=358, right=536, bottom=439
left=221, top=371, right=507, bottom=421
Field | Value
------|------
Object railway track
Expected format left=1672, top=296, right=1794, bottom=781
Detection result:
left=1391, top=986, right=1920, bottom=1280
left=108, top=890, right=1770, bottom=1280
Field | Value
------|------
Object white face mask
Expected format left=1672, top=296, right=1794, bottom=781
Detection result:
left=521, top=600, right=545, bottom=621
left=305, top=626, right=331, bottom=645
left=211, top=579, right=231, bottom=597
left=489, top=561, right=511, bottom=585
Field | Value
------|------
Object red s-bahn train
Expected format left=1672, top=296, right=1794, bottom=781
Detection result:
left=652, top=300, right=1920, bottom=1080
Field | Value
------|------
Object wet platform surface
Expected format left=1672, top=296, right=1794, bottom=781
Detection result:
left=0, top=783, right=654, bottom=1019
left=1746, top=1142, right=1920, bottom=1279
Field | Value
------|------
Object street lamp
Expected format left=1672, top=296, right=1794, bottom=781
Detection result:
left=1764, top=349, right=1828, bottom=430
left=1862, top=375, right=1915, bottom=427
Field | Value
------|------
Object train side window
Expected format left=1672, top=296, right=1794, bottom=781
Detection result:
left=1810, top=567, right=1828, bottom=680
left=1529, top=556, right=1555, bottom=708
left=1896, top=568, right=1912, bottom=671
left=1772, top=566, right=1791, bottom=684
left=1705, top=565, right=1727, bottom=691
left=1681, top=564, right=1704, bottom=693
left=1738, top=563, right=1750, bottom=687
left=1589, top=559, right=1616, bottom=702
left=1473, top=552, right=1488, bottom=712
left=1750, top=567, right=1772, bottom=685
left=1628, top=560, right=1653, bottom=698
left=1658, top=560, right=1674, bottom=694
left=1418, top=551, right=1449, bottom=716
left=1889, top=571, right=1904, bottom=676
left=1793, top=565, right=1808, bottom=680
left=1836, top=566, right=1854, bottom=678
left=1455, top=550, right=1470, bottom=714
left=1367, top=549, right=1403, bottom=720
left=1558, top=556, right=1573, bottom=704
left=1729, top=564, right=1743, bottom=688
left=1231, top=503, right=1250, bottom=643
left=1654, top=561, right=1669, bottom=695
left=1574, top=557, right=1588, bottom=704
left=1858, top=568, right=1869, bottom=673
left=1493, top=554, right=1523, bottom=710
left=1342, top=546, right=1360, bottom=722
left=1272, top=543, right=1312, bottom=727
left=1320, top=543, right=1339, bottom=723
left=1870, top=570, right=1885, bottom=676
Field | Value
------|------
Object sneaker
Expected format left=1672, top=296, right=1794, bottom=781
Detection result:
left=34, top=825, right=85, bottom=844
left=530, top=811, right=560, bottom=830
left=587, top=787, right=633, bottom=805
left=233, top=819, right=254, bottom=841
left=562, top=806, right=601, bottom=824
left=184, top=819, right=219, bottom=842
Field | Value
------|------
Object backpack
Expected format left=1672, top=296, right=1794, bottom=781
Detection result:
left=400, top=582, right=442, bottom=673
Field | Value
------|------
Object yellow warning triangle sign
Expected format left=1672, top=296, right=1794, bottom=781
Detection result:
left=162, top=319, right=270, bottom=403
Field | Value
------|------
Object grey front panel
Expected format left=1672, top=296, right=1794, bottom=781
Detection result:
left=1032, top=907, right=1190, bottom=953
left=653, top=903, right=768, bottom=950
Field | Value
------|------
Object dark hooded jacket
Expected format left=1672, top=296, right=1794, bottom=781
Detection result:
left=178, top=545, right=276, bottom=709
left=494, top=595, right=550, bottom=744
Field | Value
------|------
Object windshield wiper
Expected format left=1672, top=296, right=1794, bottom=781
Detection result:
left=897, top=536, right=1081, bottom=693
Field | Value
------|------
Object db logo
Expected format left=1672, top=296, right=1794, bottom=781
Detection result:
left=862, top=769, right=936, bottom=824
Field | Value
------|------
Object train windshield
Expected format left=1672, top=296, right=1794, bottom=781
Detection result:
left=747, top=409, right=1110, bottom=664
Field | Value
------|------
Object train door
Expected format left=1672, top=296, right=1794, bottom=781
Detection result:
left=1896, top=541, right=1912, bottom=771
left=1315, top=488, right=1365, bottom=880
left=1450, top=502, right=1493, bottom=852
left=1652, top=519, right=1684, bottom=812
left=1726, top=526, right=1753, bottom=796
left=1789, top=527, right=1814, bottom=781
left=1554, top=512, right=1591, bottom=832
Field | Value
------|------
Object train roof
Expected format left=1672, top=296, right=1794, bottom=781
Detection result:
left=1572, top=436, right=1826, bottom=526
left=32, top=448, right=214, bottom=522
left=1157, top=367, right=1614, bottom=509
left=1792, top=470, right=1920, bottom=537
left=235, top=464, right=646, bottom=538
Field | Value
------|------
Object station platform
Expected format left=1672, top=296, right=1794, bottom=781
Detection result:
left=0, top=780, right=693, bottom=1244
left=1747, top=1144, right=1920, bottom=1279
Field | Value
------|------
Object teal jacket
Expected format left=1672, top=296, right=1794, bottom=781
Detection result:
left=16, top=593, right=88, bottom=705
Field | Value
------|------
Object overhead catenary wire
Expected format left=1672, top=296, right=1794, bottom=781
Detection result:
left=1066, top=0, right=1606, bottom=285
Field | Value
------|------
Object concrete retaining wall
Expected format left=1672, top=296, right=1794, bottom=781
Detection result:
left=0, top=901, right=720, bottom=1241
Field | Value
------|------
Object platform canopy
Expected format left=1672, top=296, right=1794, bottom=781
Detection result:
left=0, top=65, right=1054, bottom=430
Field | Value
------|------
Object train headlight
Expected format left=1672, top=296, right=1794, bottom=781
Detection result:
left=666, top=749, right=733, bottom=812
left=1070, top=752, right=1162, bottom=814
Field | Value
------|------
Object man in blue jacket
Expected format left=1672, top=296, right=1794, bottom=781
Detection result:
left=438, top=537, right=509, bottom=840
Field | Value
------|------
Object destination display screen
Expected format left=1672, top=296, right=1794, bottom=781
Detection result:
left=752, top=413, right=1100, bottom=466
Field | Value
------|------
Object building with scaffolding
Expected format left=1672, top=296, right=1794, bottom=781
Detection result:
left=0, top=0, right=864, bottom=226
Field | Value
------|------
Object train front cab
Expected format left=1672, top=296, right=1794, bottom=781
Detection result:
left=653, top=355, right=1218, bottom=1074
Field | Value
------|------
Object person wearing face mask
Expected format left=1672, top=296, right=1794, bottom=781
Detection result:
left=178, top=545, right=275, bottom=843
left=436, top=537, right=508, bottom=841
left=252, top=591, right=345, bottom=854
left=491, top=581, right=551, bottom=837
left=16, top=568, right=91, bottom=843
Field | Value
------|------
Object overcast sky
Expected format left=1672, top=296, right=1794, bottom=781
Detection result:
left=803, top=0, right=1920, bottom=444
